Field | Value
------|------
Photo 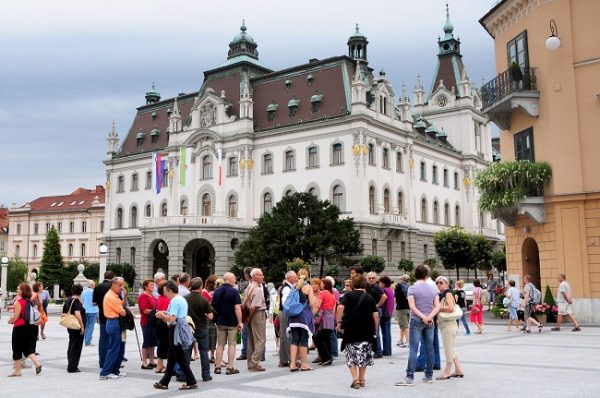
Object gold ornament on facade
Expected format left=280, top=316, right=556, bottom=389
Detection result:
left=408, top=158, right=414, bottom=169
left=239, top=159, right=246, bottom=169
left=246, top=159, right=253, bottom=169
left=353, top=144, right=360, bottom=156
left=463, top=177, right=471, bottom=186
left=362, top=144, right=368, bottom=155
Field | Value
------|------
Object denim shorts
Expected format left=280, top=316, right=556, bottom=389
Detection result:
left=508, top=306, right=518, bottom=320
left=289, top=328, right=309, bottom=347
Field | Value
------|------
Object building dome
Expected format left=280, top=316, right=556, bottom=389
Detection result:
left=230, top=20, right=256, bottom=45
left=145, top=82, right=161, bottom=104
left=349, top=23, right=366, bottom=39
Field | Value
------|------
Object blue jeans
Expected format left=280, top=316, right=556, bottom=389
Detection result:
left=195, top=328, right=211, bottom=380
left=380, top=315, right=392, bottom=355
left=373, top=308, right=383, bottom=355
left=84, top=312, right=97, bottom=345
left=100, top=319, right=122, bottom=376
left=457, top=307, right=470, bottom=334
left=241, top=324, right=248, bottom=356
left=407, top=318, right=434, bottom=379
left=98, top=321, right=107, bottom=368
left=330, top=328, right=338, bottom=357
left=417, top=323, right=440, bottom=369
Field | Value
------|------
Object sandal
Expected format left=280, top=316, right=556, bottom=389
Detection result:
left=436, top=375, right=452, bottom=380
left=572, top=326, right=581, bottom=332
left=538, top=324, right=544, bottom=333
left=155, top=368, right=166, bottom=374
left=550, top=327, right=561, bottom=331
left=226, top=367, right=239, bottom=375
left=35, top=365, right=42, bottom=375
left=141, top=364, right=153, bottom=370
left=214, top=367, right=221, bottom=374
left=179, top=384, right=198, bottom=390
left=358, top=379, right=366, bottom=387
left=351, top=380, right=361, bottom=389
left=300, top=367, right=314, bottom=371
left=153, top=382, right=168, bottom=390
left=290, top=368, right=299, bottom=372
left=450, top=373, right=464, bottom=378
left=8, top=371, right=22, bottom=377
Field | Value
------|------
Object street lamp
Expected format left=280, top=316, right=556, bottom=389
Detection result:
left=1, top=256, right=8, bottom=309
left=545, top=19, right=561, bottom=51
left=99, top=244, right=108, bottom=281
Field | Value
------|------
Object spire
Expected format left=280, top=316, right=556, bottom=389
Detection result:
left=106, top=121, right=120, bottom=157
left=443, top=2, right=454, bottom=37
left=169, top=98, right=182, bottom=132
left=413, top=74, right=425, bottom=106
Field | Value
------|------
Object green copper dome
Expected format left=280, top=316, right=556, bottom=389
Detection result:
left=146, top=82, right=160, bottom=97
left=443, top=3, right=454, bottom=36
left=350, top=23, right=366, bottom=39
left=231, top=20, right=255, bottom=45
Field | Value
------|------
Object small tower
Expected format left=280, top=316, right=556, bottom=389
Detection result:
left=145, top=82, right=161, bottom=104
left=227, top=20, right=259, bottom=61
left=169, top=98, right=182, bottom=132
left=459, top=68, right=472, bottom=98
left=106, top=121, right=119, bottom=159
left=398, top=84, right=412, bottom=122
left=413, top=75, right=425, bottom=106
left=347, top=24, right=368, bottom=62
left=351, top=60, right=367, bottom=105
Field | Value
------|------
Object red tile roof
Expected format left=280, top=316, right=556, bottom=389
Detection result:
left=23, top=186, right=105, bottom=213
left=431, top=53, right=464, bottom=98
left=0, top=207, right=8, bottom=229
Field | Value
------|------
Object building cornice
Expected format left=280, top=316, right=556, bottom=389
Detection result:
left=480, top=0, right=548, bottom=39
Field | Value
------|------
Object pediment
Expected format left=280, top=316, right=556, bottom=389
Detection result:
left=187, top=88, right=235, bottom=130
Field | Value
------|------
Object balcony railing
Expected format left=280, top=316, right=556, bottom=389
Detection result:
left=143, top=216, right=255, bottom=228
left=382, top=213, right=408, bottom=226
left=481, top=66, right=537, bottom=109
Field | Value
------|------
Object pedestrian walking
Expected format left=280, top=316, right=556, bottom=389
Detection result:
left=186, top=277, right=214, bottom=381
left=154, top=280, right=170, bottom=373
left=470, top=279, right=484, bottom=334
left=288, top=268, right=318, bottom=371
left=313, top=278, right=335, bottom=366
left=378, top=275, right=394, bottom=356
left=522, top=275, right=543, bottom=333
left=366, top=272, right=386, bottom=358
left=454, top=280, right=470, bottom=335
left=63, top=284, right=86, bottom=373
left=7, top=283, right=42, bottom=377
left=278, top=270, right=298, bottom=367
left=505, top=280, right=521, bottom=331
left=395, top=275, right=410, bottom=347
left=551, top=273, right=581, bottom=332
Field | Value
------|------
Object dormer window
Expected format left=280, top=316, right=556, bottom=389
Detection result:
left=267, top=103, right=278, bottom=121
left=167, top=108, right=172, bottom=115
left=150, top=128, right=160, bottom=144
left=151, top=111, right=157, bottom=120
left=136, top=131, right=145, bottom=146
left=288, top=99, right=300, bottom=117
left=311, top=94, right=323, bottom=112
left=307, top=74, right=313, bottom=86
left=285, top=79, right=292, bottom=89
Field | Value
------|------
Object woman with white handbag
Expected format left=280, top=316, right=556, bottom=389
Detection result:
left=435, top=276, right=464, bottom=380
left=62, top=284, right=86, bottom=373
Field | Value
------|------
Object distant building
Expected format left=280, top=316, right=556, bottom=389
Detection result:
left=7, top=186, right=105, bottom=271
left=0, top=207, right=8, bottom=258
left=480, top=0, right=600, bottom=322
left=491, top=137, right=501, bottom=162
left=104, top=9, right=503, bottom=284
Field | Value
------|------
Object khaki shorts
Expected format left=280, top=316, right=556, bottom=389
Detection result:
left=558, top=302, right=573, bottom=315
left=395, top=309, right=410, bottom=328
left=216, top=325, right=238, bottom=347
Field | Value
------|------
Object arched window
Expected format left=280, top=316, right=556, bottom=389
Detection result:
left=284, top=150, right=295, bottom=171
left=68, top=244, right=73, bottom=257
left=307, top=146, right=318, bottom=168
left=455, top=205, right=461, bottom=226
left=228, top=156, right=238, bottom=177
left=117, top=175, right=124, bottom=192
left=145, top=204, right=152, bottom=217
left=116, top=208, right=123, bottom=229
left=398, top=192, right=404, bottom=214
left=228, top=195, right=237, bottom=218
left=161, top=202, right=168, bottom=217
left=33, top=244, right=38, bottom=258
left=263, top=192, right=273, bottom=214
left=433, top=201, right=439, bottom=224
left=332, top=143, right=343, bottom=165
left=263, top=153, right=273, bottom=174
left=130, top=206, right=138, bottom=228
left=80, top=243, right=86, bottom=258
left=145, top=171, right=152, bottom=189
left=116, top=247, right=122, bottom=264
left=202, top=193, right=211, bottom=216
left=369, top=186, right=376, bottom=214
left=333, top=185, right=344, bottom=210
left=421, top=198, right=428, bottom=222
left=383, top=188, right=390, bottom=213
left=180, top=199, right=188, bottom=216
left=444, top=203, right=450, bottom=225
left=202, top=155, right=212, bottom=179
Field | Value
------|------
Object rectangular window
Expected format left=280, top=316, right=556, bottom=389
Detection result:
left=387, top=240, right=392, bottom=262
left=228, top=157, right=238, bottom=177
left=117, top=176, right=124, bottom=193
left=162, top=168, right=168, bottom=187
left=130, top=247, right=136, bottom=266
left=401, top=241, right=406, bottom=260
left=514, top=127, right=535, bottom=161
left=382, top=148, right=389, bottom=169
left=263, top=154, right=273, bottom=174
left=308, top=147, right=318, bottom=168
left=81, top=221, right=87, bottom=233
left=46, top=223, right=51, bottom=233
left=69, top=221, right=75, bottom=233
left=507, top=30, right=529, bottom=70
left=454, top=172, right=459, bottom=190
left=432, top=165, right=438, bottom=184
left=443, top=169, right=449, bottom=187
left=396, top=152, right=403, bottom=173
left=420, top=161, right=426, bottom=181
left=332, top=143, right=343, bottom=165
left=57, top=222, right=62, bottom=232
left=100, top=220, right=104, bottom=232
left=145, top=171, right=152, bottom=190
left=423, top=244, right=428, bottom=260
left=34, top=223, right=39, bottom=234
left=368, top=144, right=375, bottom=166
left=285, top=151, right=295, bottom=171
left=17, top=224, right=22, bottom=235
left=131, top=174, right=139, bottom=191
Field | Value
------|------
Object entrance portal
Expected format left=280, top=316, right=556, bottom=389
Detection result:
left=522, top=237, right=541, bottom=288
left=183, top=239, right=215, bottom=282
left=152, top=240, right=169, bottom=276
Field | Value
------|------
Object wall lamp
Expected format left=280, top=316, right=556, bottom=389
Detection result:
left=545, top=19, right=561, bottom=51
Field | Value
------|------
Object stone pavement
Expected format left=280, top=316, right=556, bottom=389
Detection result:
left=1, top=313, right=599, bottom=398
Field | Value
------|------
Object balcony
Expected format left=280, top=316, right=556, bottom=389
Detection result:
left=382, top=213, right=408, bottom=226
left=481, top=66, right=539, bottom=130
left=143, top=216, right=255, bottom=229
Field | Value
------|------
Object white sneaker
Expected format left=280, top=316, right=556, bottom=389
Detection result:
left=100, top=374, right=118, bottom=380
left=116, top=372, right=127, bottom=378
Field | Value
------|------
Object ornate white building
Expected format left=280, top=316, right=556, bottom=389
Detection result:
left=104, top=12, right=503, bottom=284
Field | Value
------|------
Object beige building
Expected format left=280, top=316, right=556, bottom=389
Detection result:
left=0, top=207, right=8, bottom=258
left=480, top=0, right=600, bottom=322
left=7, top=186, right=106, bottom=271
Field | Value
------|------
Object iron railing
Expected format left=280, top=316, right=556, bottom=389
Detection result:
left=481, top=66, right=537, bottom=109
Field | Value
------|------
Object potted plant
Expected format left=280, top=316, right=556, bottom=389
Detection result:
left=532, top=303, right=552, bottom=324
left=509, top=62, right=523, bottom=89
left=544, top=285, right=557, bottom=323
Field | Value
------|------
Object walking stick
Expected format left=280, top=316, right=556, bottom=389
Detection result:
left=133, top=322, right=143, bottom=362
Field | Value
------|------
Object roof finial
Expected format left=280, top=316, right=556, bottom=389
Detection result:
left=241, top=19, right=247, bottom=32
left=443, top=2, right=454, bottom=34
left=355, top=23, right=359, bottom=32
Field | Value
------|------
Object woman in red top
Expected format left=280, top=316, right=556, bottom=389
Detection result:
left=202, top=275, right=218, bottom=362
left=154, top=280, right=171, bottom=373
left=138, top=280, right=158, bottom=369
left=313, top=278, right=336, bottom=366
left=8, top=283, right=42, bottom=377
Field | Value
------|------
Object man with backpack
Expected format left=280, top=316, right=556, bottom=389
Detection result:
left=522, top=274, right=543, bottom=333
left=278, top=270, right=298, bottom=367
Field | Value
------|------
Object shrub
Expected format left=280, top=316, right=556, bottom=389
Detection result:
left=397, top=259, right=414, bottom=273
left=360, top=255, right=386, bottom=273
left=324, top=264, right=340, bottom=278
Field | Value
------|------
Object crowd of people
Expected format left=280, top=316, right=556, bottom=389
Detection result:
left=4, top=264, right=582, bottom=390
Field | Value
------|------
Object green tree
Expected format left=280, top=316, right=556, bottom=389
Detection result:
left=470, top=234, right=493, bottom=279
left=434, top=227, right=473, bottom=282
left=7, top=258, right=28, bottom=291
left=360, top=255, right=386, bottom=273
left=491, top=247, right=507, bottom=273
left=235, top=192, right=362, bottom=282
left=286, top=258, right=309, bottom=274
left=397, top=259, right=415, bottom=274
left=38, top=226, right=64, bottom=286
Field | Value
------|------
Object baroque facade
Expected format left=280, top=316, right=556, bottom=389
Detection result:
left=104, top=12, right=503, bottom=285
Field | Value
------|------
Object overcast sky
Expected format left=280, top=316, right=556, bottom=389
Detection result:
left=0, top=0, right=499, bottom=207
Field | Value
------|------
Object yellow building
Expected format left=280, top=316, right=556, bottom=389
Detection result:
left=480, top=0, right=600, bottom=322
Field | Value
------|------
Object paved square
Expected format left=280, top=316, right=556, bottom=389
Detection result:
left=1, top=312, right=598, bottom=398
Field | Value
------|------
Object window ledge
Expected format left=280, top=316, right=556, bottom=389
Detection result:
left=261, top=171, right=274, bottom=175
left=306, top=165, right=320, bottom=170
left=330, top=162, right=345, bottom=167
left=382, top=166, right=391, bottom=171
left=283, top=169, right=297, bottom=173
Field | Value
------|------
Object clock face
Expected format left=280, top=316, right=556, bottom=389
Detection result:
left=158, top=242, right=168, bottom=254
left=438, top=95, right=448, bottom=107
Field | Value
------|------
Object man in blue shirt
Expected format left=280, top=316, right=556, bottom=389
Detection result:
left=81, top=280, right=98, bottom=346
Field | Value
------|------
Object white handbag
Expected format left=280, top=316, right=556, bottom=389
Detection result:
left=438, top=298, right=463, bottom=321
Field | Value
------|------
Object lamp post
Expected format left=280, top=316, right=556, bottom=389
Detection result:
left=1, top=256, right=8, bottom=309
left=99, top=244, right=108, bottom=281
left=545, top=19, right=561, bottom=51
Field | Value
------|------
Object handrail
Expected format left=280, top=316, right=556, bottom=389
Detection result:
left=481, top=66, right=537, bottom=109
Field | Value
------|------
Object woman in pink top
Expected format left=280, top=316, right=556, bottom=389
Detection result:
left=470, top=279, right=484, bottom=334
left=8, top=283, right=42, bottom=377
left=313, top=278, right=336, bottom=366
left=138, top=280, right=158, bottom=369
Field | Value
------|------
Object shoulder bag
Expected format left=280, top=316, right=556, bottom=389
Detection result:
left=438, top=295, right=463, bottom=321
left=59, top=298, right=82, bottom=330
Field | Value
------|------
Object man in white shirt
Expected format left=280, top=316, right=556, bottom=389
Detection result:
left=278, top=270, right=297, bottom=367
left=552, top=273, right=581, bottom=332
left=178, top=273, right=191, bottom=297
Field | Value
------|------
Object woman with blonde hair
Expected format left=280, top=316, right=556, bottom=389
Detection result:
left=288, top=268, right=319, bottom=371
left=435, top=276, right=464, bottom=379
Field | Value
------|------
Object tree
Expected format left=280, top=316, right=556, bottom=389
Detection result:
left=434, top=227, right=473, bottom=282
left=471, top=234, right=493, bottom=279
left=7, top=258, right=28, bottom=291
left=38, top=226, right=64, bottom=286
left=491, top=247, right=507, bottom=273
left=234, top=192, right=362, bottom=282
left=360, top=255, right=386, bottom=273
left=397, top=259, right=414, bottom=274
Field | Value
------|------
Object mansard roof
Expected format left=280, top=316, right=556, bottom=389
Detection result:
left=20, top=186, right=105, bottom=213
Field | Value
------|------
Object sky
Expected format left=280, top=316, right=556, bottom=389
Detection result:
left=0, top=0, right=499, bottom=207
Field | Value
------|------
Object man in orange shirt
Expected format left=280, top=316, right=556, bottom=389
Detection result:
left=100, top=277, right=126, bottom=380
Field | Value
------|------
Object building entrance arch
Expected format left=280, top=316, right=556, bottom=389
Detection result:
left=522, top=237, right=541, bottom=288
left=183, top=239, right=215, bottom=282
left=150, top=239, right=169, bottom=276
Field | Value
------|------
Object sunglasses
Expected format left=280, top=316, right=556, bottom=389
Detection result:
left=436, top=281, right=444, bottom=285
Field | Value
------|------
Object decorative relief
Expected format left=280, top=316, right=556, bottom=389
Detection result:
left=200, top=103, right=217, bottom=127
